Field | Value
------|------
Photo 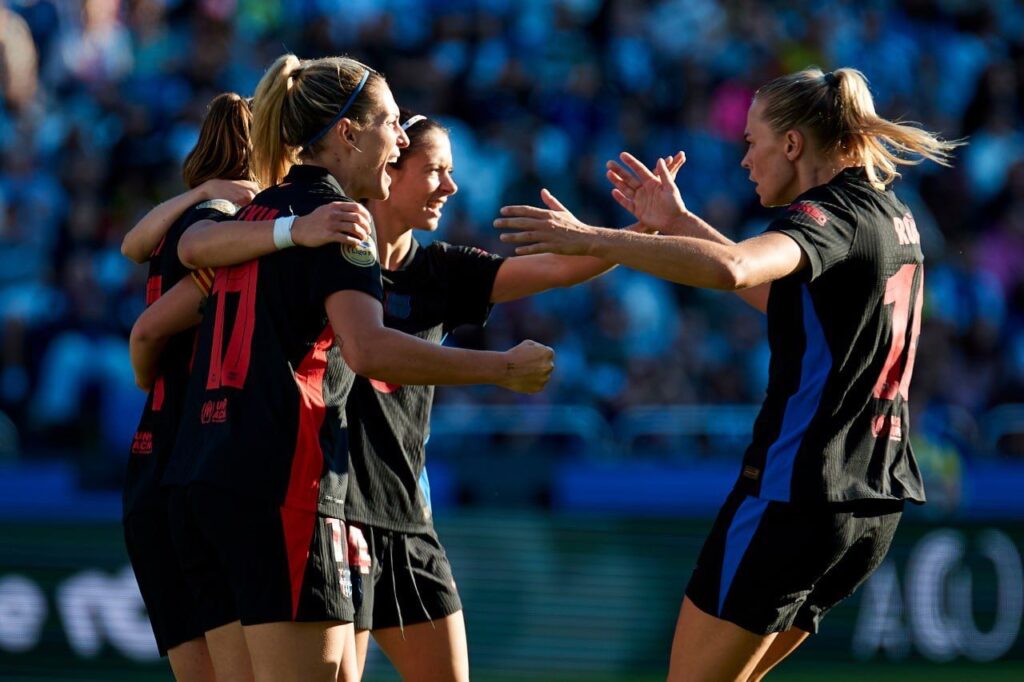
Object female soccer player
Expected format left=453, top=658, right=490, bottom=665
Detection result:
left=161, top=54, right=553, bottom=682
left=123, top=91, right=256, bottom=682
left=343, top=111, right=681, bottom=682
left=496, top=67, right=960, bottom=681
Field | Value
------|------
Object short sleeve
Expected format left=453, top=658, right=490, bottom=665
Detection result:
left=766, top=192, right=856, bottom=281
left=309, top=241, right=384, bottom=306
left=190, top=268, right=216, bottom=297
left=434, top=242, right=505, bottom=329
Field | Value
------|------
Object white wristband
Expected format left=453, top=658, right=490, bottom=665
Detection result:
left=273, top=215, right=297, bottom=250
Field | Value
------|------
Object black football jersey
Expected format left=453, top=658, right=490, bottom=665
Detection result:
left=164, top=166, right=384, bottom=518
left=739, top=167, right=926, bottom=504
left=344, top=239, right=504, bottom=532
left=123, top=199, right=235, bottom=517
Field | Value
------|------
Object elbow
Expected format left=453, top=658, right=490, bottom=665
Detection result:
left=719, top=255, right=754, bottom=291
left=338, top=329, right=384, bottom=378
left=121, top=239, right=145, bottom=264
left=177, top=236, right=201, bottom=269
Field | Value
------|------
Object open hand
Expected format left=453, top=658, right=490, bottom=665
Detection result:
left=200, top=178, right=260, bottom=207
left=292, top=201, right=373, bottom=249
left=606, top=151, right=687, bottom=231
left=494, top=189, right=600, bottom=256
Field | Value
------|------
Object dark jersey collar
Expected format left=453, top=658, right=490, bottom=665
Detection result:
left=283, top=164, right=347, bottom=196
left=383, top=236, right=421, bottom=275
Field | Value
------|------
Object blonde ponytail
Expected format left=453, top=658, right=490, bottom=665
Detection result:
left=251, top=54, right=302, bottom=188
left=251, top=53, right=384, bottom=188
left=756, top=67, right=964, bottom=187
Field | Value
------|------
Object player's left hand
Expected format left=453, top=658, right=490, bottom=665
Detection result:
left=494, top=189, right=600, bottom=256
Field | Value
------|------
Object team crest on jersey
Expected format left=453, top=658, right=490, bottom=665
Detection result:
left=342, top=237, right=377, bottom=268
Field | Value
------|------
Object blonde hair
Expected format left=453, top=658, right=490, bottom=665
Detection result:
left=251, top=54, right=384, bottom=187
left=755, top=67, right=964, bottom=187
left=182, top=92, right=254, bottom=188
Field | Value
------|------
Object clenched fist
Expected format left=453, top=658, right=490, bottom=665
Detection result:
left=498, top=340, right=555, bottom=394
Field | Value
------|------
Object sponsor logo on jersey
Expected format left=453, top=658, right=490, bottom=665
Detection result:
left=131, top=431, right=153, bottom=455
left=742, top=465, right=760, bottom=481
left=200, top=398, right=229, bottom=424
left=788, top=201, right=828, bottom=226
left=342, top=237, right=377, bottom=268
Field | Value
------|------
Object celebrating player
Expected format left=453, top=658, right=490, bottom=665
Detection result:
left=160, top=55, right=553, bottom=682
left=343, top=111, right=679, bottom=682
left=496, top=67, right=961, bottom=681
left=123, top=91, right=255, bottom=682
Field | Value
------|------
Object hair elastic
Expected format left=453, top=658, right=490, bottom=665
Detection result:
left=401, top=114, right=427, bottom=131
left=304, top=69, right=371, bottom=148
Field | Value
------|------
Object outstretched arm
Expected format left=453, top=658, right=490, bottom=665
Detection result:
left=494, top=198, right=806, bottom=293
left=325, top=290, right=554, bottom=394
left=178, top=201, right=373, bottom=269
left=606, top=152, right=772, bottom=312
left=121, top=179, right=258, bottom=263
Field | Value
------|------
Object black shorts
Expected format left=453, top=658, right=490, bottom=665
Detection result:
left=168, top=484, right=355, bottom=629
left=350, top=524, right=462, bottom=631
left=124, top=501, right=207, bottom=656
left=686, top=488, right=903, bottom=635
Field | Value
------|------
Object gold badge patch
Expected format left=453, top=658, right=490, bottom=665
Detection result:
left=342, top=237, right=377, bottom=267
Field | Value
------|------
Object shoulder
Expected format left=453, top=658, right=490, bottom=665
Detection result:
left=783, top=181, right=857, bottom=232
left=428, top=240, right=501, bottom=263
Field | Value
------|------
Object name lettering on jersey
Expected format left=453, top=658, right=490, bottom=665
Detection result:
left=342, top=237, right=378, bottom=268
left=871, top=414, right=903, bottom=441
left=788, top=201, right=828, bottom=226
left=200, top=398, right=229, bottom=424
left=891, top=212, right=920, bottom=245
left=130, top=431, right=153, bottom=455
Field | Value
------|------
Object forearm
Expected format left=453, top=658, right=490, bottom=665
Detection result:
left=122, top=187, right=204, bottom=263
left=179, top=219, right=276, bottom=268
left=129, top=333, right=168, bottom=390
left=587, top=229, right=744, bottom=289
left=663, top=212, right=769, bottom=312
left=344, top=327, right=507, bottom=386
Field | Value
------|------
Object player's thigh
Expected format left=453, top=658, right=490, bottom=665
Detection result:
left=338, top=626, right=362, bottom=682
left=204, top=620, right=254, bottom=682
left=243, top=621, right=350, bottom=682
left=166, top=637, right=216, bottom=682
left=373, top=611, right=469, bottom=682
left=745, top=628, right=810, bottom=682
left=669, top=597, right=778, bottom=682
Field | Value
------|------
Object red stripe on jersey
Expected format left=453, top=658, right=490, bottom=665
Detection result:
left=279, top=506, right=316, bottom=620
left=152, top=235, right=166, bottom=258
left=152, top=375, right=165, bottom=411
left=146, top=275, right=162, bottom=305
left=280, top=326, right=334, bottom=617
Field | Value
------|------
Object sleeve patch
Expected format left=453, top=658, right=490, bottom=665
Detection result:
left=191, top=268, right=216, bottom=297
left=195, top=198, right=240, bottom=215
left=788, top=201, right=828, bottom=226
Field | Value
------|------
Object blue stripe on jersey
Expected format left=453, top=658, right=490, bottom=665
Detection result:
left=419, top=466, right=432, bottom=511
left=719, top=496, right=770, bottom=615
left=760, top=285, right=833, bottom=501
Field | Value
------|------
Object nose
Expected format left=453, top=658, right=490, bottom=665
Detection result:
left=396, top=126, right=409, bottom=148
left=441, top=170, right=458, bottom=196
left=740, top=151, right=751, bottom=170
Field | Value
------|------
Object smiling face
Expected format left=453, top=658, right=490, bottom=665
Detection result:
left=347, top=83, right=409, bottom=200
left=740, top=98, right=800, bottom=207
left=385, top=128, right=458, bottom=231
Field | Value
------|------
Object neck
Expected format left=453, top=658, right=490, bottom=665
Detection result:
left=796, top=155, right=853, bottom=195
left=367, top=198, right=414, bottom=270
left=306, top=150, right=359, bottom=198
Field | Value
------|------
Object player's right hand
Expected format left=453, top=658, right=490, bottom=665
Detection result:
left=605, top=151, right=687, bottom=232
left=499, top=340, right=554, bottom=394
left=200, top=178, right=260, bottom=207
left=292, top=201, right=373, bottom=249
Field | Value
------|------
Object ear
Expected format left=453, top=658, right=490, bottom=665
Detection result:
left=335, top=118, right=361, bottom=151
left=784, top=129, right=804, bottom=161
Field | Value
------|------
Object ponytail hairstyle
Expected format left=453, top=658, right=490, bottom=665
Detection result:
left=251, top=54, right=385, bottom=187
left=392, top=108, right=449, bottom=169
left=182, top=92, right=254, bottom=188
left=754, top=67, right=964, bottom=188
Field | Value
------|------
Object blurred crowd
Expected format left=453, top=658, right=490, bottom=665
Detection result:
left=1, top=0, right=1023, bottom=484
